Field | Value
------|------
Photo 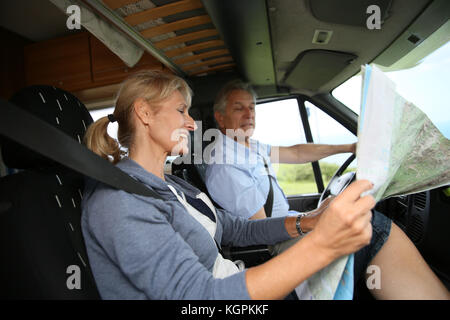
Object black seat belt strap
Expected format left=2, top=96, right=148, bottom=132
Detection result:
left=262, top=157, right=274, bottom=218
left=0, top=99, right=164, bottom=200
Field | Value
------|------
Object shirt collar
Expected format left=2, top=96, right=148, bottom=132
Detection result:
left=207, top=133, right=268, bottom=166
left=116, top=157, right=201, bottom=199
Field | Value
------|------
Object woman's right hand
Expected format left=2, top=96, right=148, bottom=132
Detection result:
left=308, top=179, right=375, bottom=261
left=245, top=180, right=375, bottom=299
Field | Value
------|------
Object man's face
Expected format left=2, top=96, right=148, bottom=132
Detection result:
left=215, top=89, right=256, bottom=141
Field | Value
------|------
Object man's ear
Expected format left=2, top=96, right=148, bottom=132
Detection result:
left=214, top=111, right=224, bottom=130
left=134, top=98, right=151, bottom=125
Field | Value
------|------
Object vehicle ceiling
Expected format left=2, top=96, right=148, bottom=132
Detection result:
left=209, top=0, right=435, bottom=97
left=267, top=0, right=433, bottom=95
left=1, top=0, right=444, bottom=101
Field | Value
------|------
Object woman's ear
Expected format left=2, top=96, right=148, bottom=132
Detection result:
left=134, top=98, right=151, bottom=126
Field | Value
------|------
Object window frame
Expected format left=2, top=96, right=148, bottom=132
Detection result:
left=296, top=97, right=325, bottom=193
left=255, top=93, right=358, bottom=196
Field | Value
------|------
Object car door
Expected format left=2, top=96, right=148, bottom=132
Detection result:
left=253, top=95, right=357, bottom=213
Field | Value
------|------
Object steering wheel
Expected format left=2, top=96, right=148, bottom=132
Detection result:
left=318, top=154, right=356, bottom=206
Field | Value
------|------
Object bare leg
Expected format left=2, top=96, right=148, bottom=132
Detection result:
left=366, top=223, right=450, bottom=300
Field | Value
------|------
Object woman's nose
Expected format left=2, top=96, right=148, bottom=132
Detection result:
left=185, top=114, right=197, bottom=131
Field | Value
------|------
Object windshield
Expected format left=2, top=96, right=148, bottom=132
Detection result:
left=333, top=41, right=450, bottom=139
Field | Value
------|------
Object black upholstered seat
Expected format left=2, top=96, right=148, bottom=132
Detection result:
left=0, top=86, right=100, bottom=299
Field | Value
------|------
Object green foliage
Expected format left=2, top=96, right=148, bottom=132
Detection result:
left=278, top=180, right=318, bottom=195
left=275, top=163, right=315, bottom=182
left=319, top=162, right=342, bottom=181
left=276, top=162, right=355, bottom=183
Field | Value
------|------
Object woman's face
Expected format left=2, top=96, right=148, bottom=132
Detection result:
left=145, top=90, right=196, bottom=156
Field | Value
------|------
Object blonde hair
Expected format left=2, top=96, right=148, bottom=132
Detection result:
left=84, top=70, right=193, bottom=164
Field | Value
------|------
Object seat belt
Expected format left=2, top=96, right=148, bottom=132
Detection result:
left=0, top=98, right=164, bottom=200
left=262, top=157, right=274, bottom=218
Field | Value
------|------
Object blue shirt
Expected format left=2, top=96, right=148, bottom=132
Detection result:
left=205, top=134, right=290, bottom=219
left=204, top=136, right=354, bottom=299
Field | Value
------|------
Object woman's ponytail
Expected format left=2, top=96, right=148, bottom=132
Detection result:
left=83, top=116, right=124, bottom=164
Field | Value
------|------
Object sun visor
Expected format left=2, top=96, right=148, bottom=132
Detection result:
left=283, top=50, right=357, bottom=91
left=49, top=0, right=144, bottom=68
left=309, top=0, right=392, bottom=27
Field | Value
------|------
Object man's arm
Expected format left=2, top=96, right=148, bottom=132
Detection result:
left=271, top=143, right=356, bottom=164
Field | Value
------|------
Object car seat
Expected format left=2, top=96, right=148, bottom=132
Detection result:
left=171, top=120, right=272, bottom=268
left=0, top=85, right=100, bottom=299
left=172, top=131, right=214, bottom=195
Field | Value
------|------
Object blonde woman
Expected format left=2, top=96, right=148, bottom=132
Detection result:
left=82, top=70, right=376, bottom=299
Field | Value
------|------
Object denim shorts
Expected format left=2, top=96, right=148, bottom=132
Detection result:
left=353, top=210, right=392, bottom=280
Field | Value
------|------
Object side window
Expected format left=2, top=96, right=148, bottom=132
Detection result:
left=252, top=99, right=318, bottom=195
left=305, top=101, right=357, bottom=186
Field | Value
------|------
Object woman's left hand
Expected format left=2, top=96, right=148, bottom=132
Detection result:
left=285, top=196, right=335, bottom=237
left=300, top=196, right=335, bottom=232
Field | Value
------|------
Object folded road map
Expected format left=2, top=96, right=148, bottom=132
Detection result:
left=357, top=64, right=450, bottom=202
left=298, top=64, right=450, bottom=300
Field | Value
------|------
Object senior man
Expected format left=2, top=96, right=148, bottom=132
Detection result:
left=203, top=80, right=450, bottom=300
left=204, top=80, right=355, bottom=220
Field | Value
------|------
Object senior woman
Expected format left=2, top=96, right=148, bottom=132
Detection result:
left=81, top=70, right=375, bottom=300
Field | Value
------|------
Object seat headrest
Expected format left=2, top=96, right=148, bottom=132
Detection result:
left=1, top=85, right=93, bottom=169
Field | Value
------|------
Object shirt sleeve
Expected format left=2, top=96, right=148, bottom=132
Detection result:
left=216, top=208, right=292, bottom=247
left=205, top=164, right=267, bottom=219
left=84, top=189, right=251, bottom=300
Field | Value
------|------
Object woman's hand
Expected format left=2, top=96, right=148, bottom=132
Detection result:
left=308, top=179, right=375, bottom=261
left=285, top=196, right=334, bottom=236
left=247, top=180, right=375, bottom=300
left=303, top=195, right=334, bottom=228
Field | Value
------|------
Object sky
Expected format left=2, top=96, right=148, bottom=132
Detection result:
left=333, top=41, right=450, bottom=139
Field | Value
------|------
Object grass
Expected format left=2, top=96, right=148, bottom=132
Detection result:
left=278, top=181, right=318, bottom=195
left=278, top=179, right=332, bottom=195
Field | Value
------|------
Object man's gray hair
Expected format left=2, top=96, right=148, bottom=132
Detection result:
left=213, top=80, right=257, bottom=114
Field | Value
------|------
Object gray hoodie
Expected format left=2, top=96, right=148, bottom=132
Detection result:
left=81, top=158, right=292, bottom=299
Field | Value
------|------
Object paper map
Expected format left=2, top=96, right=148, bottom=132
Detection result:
left=357, top=64, right=450, bottom=201
left=298, top=64, right=449, bottom=300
